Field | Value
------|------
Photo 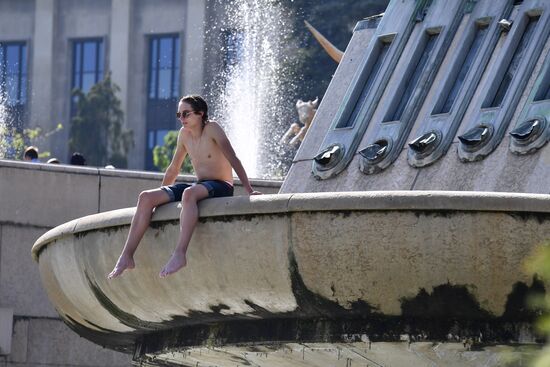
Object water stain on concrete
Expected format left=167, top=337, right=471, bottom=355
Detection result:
left=287, top=247, right=377, bottom=317
left=502, top=276, right=546, bottom=320
left=85, top=270, right=164, bottom=331
left=210, top=303, right=231, bottom=314
left=506, top=212, right=550, bottom=224
left=400, top=283, right=492, bottom=319
left=63, top=243, right=547, bottom=357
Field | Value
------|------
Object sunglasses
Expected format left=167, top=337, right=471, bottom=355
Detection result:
left=176, top=110, right=197, bottom=119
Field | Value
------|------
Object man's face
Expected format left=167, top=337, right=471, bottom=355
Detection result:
left=177, top=101, right=203, bottom=127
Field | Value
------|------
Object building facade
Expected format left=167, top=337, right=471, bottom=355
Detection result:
left=0, top=0, right=210, bottom=170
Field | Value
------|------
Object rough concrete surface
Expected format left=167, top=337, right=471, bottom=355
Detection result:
left=0, top=225, right=57, bottom=318
left=144, top=342, right=539, bottom=367
left=0, top=164, right=100, bottom=227
left=31, top=191, right=550, bottom=363
left=3, top=318, right=132, bottom=367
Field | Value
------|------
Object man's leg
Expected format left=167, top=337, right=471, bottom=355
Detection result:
left=159, top=184, right=209, bottom=277
left=108, top=188, right=171, bottom=278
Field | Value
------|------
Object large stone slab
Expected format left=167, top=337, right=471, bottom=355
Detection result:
left=0, top=161, right=99, bottom=227
left=0, top=224, right=57, bottom=317
left=25, top=318, right=131, bottom=366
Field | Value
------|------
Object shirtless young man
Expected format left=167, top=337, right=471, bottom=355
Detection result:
left=108, top=95, right=261, bottom=279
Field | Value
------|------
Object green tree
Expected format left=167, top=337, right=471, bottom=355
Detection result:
left=285, top=0, right=389, bottom=101
left=70, top=73, right=133, bottom=167
left=152, top=130, right=193, bottom=173
left=525, top=244, right=550, bottom=367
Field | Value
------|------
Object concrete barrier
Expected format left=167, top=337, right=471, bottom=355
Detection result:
left=0, top=159, right=281, bottom=366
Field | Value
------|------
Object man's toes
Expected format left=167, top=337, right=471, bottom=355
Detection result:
left=159, top=265, right=177, bottom=278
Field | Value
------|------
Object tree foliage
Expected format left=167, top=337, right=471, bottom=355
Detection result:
left=285, top=0, right=389, bottom=101
left=70, top=73, right=133, bottom=167
left=492, top=244, right=550, bottom=366
left=152, top=130, right=194, bottom=173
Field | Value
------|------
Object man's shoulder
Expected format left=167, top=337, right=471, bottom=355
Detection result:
left=205, top=120, right=222, bottom=128
left=204, top=120, right=226, bottom=135
left=177, top=127, right=190, bottom=146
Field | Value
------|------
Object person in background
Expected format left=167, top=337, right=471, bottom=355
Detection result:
left=47, top=158, right=61, bottom=164
left=23, top=146, right=40, bottom=163
left=70, top=152, right=86, bottom=165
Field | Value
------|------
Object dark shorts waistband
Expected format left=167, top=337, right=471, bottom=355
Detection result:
left=160, top=180, right=234, bottom=202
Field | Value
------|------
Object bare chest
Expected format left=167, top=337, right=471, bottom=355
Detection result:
left=183, top=135, right=219, bottom=162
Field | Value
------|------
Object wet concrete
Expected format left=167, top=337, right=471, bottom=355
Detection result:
left=72, top=255, right=546, bottom=358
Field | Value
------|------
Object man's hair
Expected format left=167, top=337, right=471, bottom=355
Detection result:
left=24, top=146, right=39, bottom=160
left=70, top=152, right=86, bottom=165
left=47, top=158, right=60, bottom=164
left=180, top=95, right=209, bottom=125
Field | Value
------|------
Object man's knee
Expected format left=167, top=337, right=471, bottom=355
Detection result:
left=181, top=186, right=204, bottom=203
left=138, top=190, right=157, bottom=207
left=181, top=188, right=195, bottom=203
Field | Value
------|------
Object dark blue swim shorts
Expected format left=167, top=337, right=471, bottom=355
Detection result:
left=160, top=180, right=234, bottom=202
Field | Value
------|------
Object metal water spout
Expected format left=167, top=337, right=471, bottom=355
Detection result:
left=359, top=140, right=389, bottom=162
left=314, top=144, right=343, bottom=168
left=408, top=131, right=439, bottom=155
left=510, top=118, right=542, bottom=142
left=458, top=125, right=491, bottom=147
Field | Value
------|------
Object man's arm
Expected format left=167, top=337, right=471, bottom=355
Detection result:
left=209, top=122, right=261, bottom=195
left=162, top=129, right=188, bottom=186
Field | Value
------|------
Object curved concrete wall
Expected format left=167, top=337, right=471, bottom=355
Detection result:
left=32, top=191, right=550, bottom=352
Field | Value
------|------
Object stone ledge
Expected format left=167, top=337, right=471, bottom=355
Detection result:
left=0, top=159, right=283, bottom=188
left=32, top=190, right=550, bottom=262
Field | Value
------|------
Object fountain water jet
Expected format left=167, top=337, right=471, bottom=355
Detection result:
left=0, top=96, right=12, bottom=159
left=211, top=0, right=297, bottom=178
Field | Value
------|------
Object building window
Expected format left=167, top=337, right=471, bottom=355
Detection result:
left=148, top=129, right=170, bottom=152
left=222, top=30, right=244, bottom=71
left=72, top=38, right=104, bottom=94
left=148, top=35, right=180, bottom=100
left=146, top=34, right=181, bottom=170
left=0, top=42, right=27, bottom=107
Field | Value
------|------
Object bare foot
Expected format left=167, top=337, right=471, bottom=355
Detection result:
left=107, top=254, right=135, bottom=279
left=159, top=252, right=187, bottom=278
